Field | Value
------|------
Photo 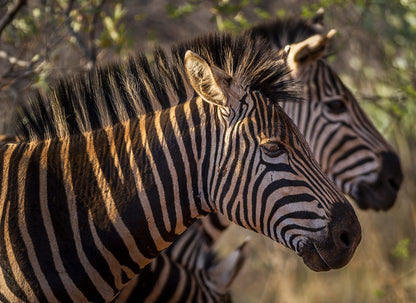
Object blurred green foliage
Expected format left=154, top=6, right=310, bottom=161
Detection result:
left=392, top=238, right=411, bottom=260
left=1, top=0, right=134, bottom=93
left=166, top=0, right=270, bottom=32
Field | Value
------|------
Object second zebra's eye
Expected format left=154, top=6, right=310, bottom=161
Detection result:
left=325, top=99, right=347, bottom=114
left=261, top=140, right=285, bottom=158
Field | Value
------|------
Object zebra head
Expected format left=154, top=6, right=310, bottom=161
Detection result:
left=184, top=49, right=361, bottom=272
left=249, top=13, right=402, bottom=211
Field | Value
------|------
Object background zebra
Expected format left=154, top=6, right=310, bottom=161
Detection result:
left=115, top=224, right=249, bottom=303
left=2, top=33, right=361, bottom=301
left=248, top=9, right=402, bottom=211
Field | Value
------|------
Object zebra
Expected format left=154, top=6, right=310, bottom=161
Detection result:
left=5, top=33, right=361, bottom=302
left=248, top=10, right=402, bottom=211
left=114, top=213, right=234, bottom=302
left=117, top=12, right=403, bottom=302
left=115, top=224, right=249, bottom=303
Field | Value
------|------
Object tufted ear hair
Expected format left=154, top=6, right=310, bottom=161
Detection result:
left=286, top=29, right=336, bottom=77
left=207, top=239, right=249, bottom=293
left=312, top=7, right=325, bottom=30
left=184, top=50, right=232, bottom=107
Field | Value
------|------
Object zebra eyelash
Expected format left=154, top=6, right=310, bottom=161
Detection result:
left=324, top=98, right=347, bottom=114
left=260, top=140, right=286, bottom=158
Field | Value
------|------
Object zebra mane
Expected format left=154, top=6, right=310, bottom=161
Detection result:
left=248, top=16, right=323, bottom=50
left=15, top=33, right=297, bottom=142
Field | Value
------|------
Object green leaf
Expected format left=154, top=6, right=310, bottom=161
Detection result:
left=391, top=238, right=410, bottom=260
left=254, top=8, right=270, bottom=19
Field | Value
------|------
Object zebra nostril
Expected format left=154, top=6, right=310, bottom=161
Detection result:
left=388, top=177, right=400, bottom=192
left=380, top=151, right=403, bottom=192
left=339, top=231, right=351, bottom=249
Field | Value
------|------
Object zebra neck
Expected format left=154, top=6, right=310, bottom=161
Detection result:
left=0, top=97, right=219, bottom=301
left=58, top=99, right=216, bottom=266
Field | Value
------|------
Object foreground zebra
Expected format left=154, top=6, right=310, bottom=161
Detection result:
left=2, top=33, right=361, bottom=301
left=117, top=12, right=403, bottom=302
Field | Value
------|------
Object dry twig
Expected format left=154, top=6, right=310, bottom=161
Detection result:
left=0, top=0, right=27, bottom=37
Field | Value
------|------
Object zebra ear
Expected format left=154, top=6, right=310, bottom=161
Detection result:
left=184, top=50, right=231, bottom=107
left=311, top=7, right=325, bottom=30
left=287, top=29, right=336, bottom=76
left=207, top=239, right=249, bottom=293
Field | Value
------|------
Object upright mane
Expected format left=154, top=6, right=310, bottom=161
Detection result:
left=15, top=33, right=298, bottom=142
left=247, top=16, right=322, bottom=49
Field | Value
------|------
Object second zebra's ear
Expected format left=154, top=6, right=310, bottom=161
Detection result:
left=286, top=29, right=336, bottom=77
left=184, top=50, right=232, bottom=107
left=207, top=239, right=249, bottom=293
left=311, top=7, right=325, bottom=30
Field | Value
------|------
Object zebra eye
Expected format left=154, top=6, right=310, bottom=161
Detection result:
left=261, top=141, right=285, bottom=158
left=325, top=99, right=347, bottom=114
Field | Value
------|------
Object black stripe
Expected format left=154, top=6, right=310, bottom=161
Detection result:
left=69, top=133, right=140, bottom=276
left=175, top=103, right=206, bottom=216
left=114, top=122, right=159, bottom=261
left=25, top=142, right=69, bottom=301
left=46, top=139, right=102, bottom=301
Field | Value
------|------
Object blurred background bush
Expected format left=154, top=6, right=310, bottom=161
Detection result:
left=1, top=0, right=415, bottom=302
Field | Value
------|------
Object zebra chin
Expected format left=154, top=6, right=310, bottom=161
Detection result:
left=297, top=202, right=362, bottom=272
left=350, top=152, right=403, bottom=211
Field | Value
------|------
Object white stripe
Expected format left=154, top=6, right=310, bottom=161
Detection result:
left=87, top=211, right=130, bottom=291
left=167, top=260, right=187, bottom=303
left=104, top=127, right=125, bottom=184
left=14, top=144, right=41, bottom=302
left=143, top=256, right=170, bottom=303
left=168, top=106, right=200, bottom=219
left=153, top=111, right=183, bottom=234
left=5, top=194, right=39, bottom=302
left=84, top=132, right=150, bottom=268
left=140, top=115, right=173, bottom=233
left=58, top=140, right=115, bottom=300
left=0, top=144, right=24, bottom=301
left=37, top=140, right=89, bottom=302
left=0, top=144, right=14, bottom=218
left=18, top=143, right=59, bottom=302
left=0, top=145, right=21, bottom=302
left=123, top=121, right=171, bottom=252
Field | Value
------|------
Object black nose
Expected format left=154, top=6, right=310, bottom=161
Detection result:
left=354, top=151, right=403, bottom=211
left=330, top=203, right=361, bottom=252
left=380, top=151, right=403, bottom=194
left=336, top=230, right=352, bottom=249
left=313, top=202, right=362, bottom=270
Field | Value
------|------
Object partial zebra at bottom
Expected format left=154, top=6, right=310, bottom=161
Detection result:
left=117, top=238, right=248, bottom=303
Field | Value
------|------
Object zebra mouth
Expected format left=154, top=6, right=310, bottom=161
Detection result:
left=350, top=180, right=398, bottom=211
left=349, top=152, right=402, bottom=211
left=297, top=241, right=331, bottom=272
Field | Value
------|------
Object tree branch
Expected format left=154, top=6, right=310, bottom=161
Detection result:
left=0, top=0, right=27, bottom=37
left=88, top=0, right=107, bottom=68
left=63, top=0, right=91, bottom=62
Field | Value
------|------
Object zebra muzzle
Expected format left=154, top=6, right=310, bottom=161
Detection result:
left=298, top=202, right=361, bottom=272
